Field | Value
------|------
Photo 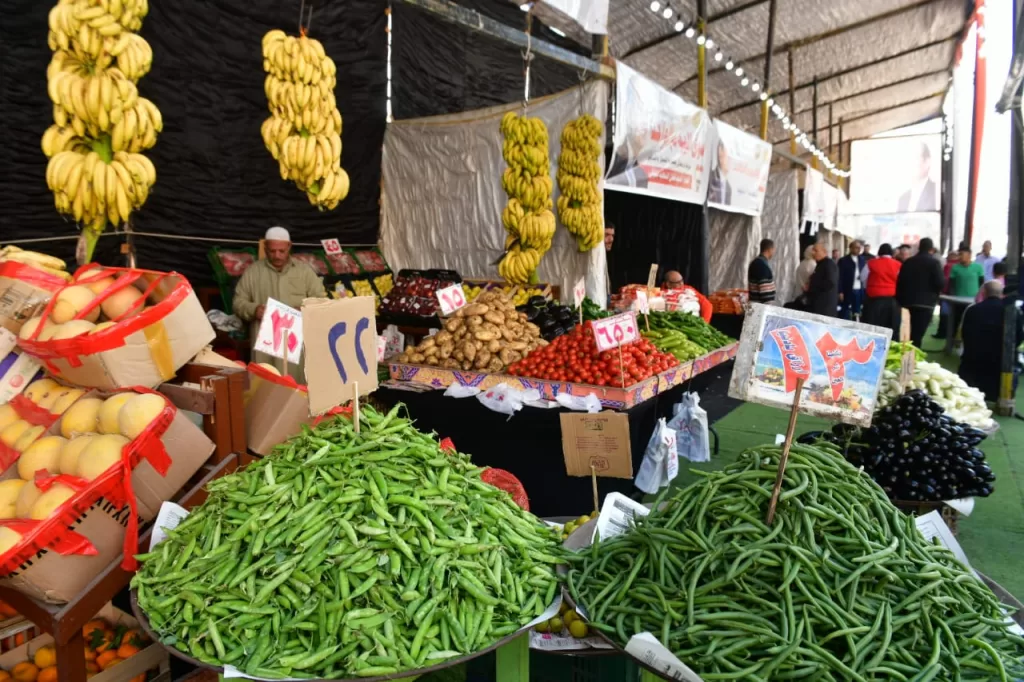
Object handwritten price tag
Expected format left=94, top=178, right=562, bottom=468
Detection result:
left=635, top=290, right=650, bottom=315
left=321, top=238, right=342, bottom=255
left=302, top=297, right=378, bottom=415
left=592, top=312, right=639, bottom=353
left=255, top=298, right=303, bottom=363
left=573, top=278, right=586, bottom=308
left=436, top=283, right=468, bottom=316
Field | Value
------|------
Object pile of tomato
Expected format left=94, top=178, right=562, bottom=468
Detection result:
left=507, top=322, right=679, bottom=387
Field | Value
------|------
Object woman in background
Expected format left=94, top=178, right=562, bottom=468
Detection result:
left=861, top=243, right=902, bottom=336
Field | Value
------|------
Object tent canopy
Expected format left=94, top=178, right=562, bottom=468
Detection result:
left=528, top=0, right=966, bottom=160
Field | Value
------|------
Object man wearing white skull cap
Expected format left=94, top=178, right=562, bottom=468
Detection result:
left=233, top=226, right=326, bottom=378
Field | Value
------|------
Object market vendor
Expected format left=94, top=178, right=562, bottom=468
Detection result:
left=233, top=226, right=326, bottom=380
left=663, top=271, right=713, bottom=322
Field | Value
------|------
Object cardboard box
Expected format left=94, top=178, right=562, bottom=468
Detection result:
left=245, top=373, right=314, bottom=455
left=0, top=390, right=215, bottom=603
left=19, top=275, right=216, bottom=390
left=0, top=265, right=63, bottom=337
left=0, top=330, right=42, bottom=404
left=0, top=602, right=169, bottom=682
left=0, top=619, right=40, bottom=655
left=560, top=412, right=633, bottom=478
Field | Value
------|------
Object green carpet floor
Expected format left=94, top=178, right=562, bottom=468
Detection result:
left=698, top=328, right=1024, bottom=599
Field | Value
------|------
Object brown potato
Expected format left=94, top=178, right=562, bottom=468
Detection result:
left=462, top=340, right=477, bottom=362
left=474, top=330, right=499, bottom=341
left=487, top=339, right=502, bottom=354
left=500, top=327, right=516, bottom=342
left=482, top=322, right=500, bottom=334
left=397, top=353, right=410, bottom=363
left=454, top=327, right=467, bottom=339
left=487, top=357, right=504, bottom=373
left=483, top=311, right=505, bottom=325
left=425, top=356, right=439, bottom=366
left=525, top=322, right=540, bottom=336
left=441, top=359, right=460, bottom=369
left=420, top=336, right=436, bottom=350
left=499, top=348, right=522, bottom=365
left=410, top=352, right=426, bottom=363
left=454, top=349, right=465, bottom=362
left=439, top=341, right=454, bottom=358
left=518, top=312, right=528, bottom=322
left=434, top=330, right=453, bottom=345
left=508, top=340, right=528, bottom=351
left=445, top=318, right=462, bottom=333
left=461, top=360, right=473, bottom=370
left=461, top=303, right=489, bottom=317
left=475, top=349, right=492, bottom=368
left=467, top=315, right=483, bottom=328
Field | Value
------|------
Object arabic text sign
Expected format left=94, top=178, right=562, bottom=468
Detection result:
left=302, top=296, right=378, bottom=415
left=254, top=298, right=303, bottom=364
left=321, top=238, right=342, bottom=255
left=729, top=305, right=891, bottom=427
left=593, top=312, right=639, bottom=353
left=707, top=120, right=772, bottom=217
left=573, top=278, right=586, bottom=308
left=436, top=283, right=467, bottom=316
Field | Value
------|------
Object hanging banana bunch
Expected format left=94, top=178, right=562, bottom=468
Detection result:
left=260, top=30, right=348, bottom=210
left=42, top=0, right=161, bottom=261
left=556, top=113, right=604, bottom=252
left=497, top=112, right=555, bottom=285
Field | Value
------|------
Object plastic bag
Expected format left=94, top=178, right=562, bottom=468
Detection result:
left=636, top=418, right=678, bottom=494
left=555, top=392, right=603, bottom=413
left=476, top=383, right=540, bottom=416
left=668, top=392, right=710, bottom=463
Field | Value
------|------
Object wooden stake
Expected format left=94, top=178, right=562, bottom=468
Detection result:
left=280, top=330, right=289, bottom=378
left=765, top=378, right=804, bottom=525
left=644, top=313, right=650, bottom=333
left=591, top=465, right=599, bottom=513
left=353, top=381, right=360, bottom=434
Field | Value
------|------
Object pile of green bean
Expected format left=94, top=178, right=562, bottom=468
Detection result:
left=133, top=404, right=562, bottom=679
left=568, top=442, right=1024, bottom=681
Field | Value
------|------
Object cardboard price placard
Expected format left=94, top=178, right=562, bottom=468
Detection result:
left=728, top=304, right=892, bottom=427
left=321, top=238, right=342, bottom=255
left=647, top=264, right=658, bottom=290
left=301, top=296, right=378, bottom=415
left=592, top=312, right=639, bottom=352
left=560, top=412, right=632, bottom=479
left=254, top=298, right=303, bottom=364
left=436, top=283, right=468, bottom=316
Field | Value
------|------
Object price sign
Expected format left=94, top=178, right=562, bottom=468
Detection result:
left=592, top=312, right=639, bottom=352
left=376, top=336, right=387, bottom=362
left=383, top=324, right=405, bottom=359
left=302, top=296, right=378, bottom=415
left=573, top=278, right=586, bottom=308
left=254, top=298, right=303, bottom=364
left=635, top=290, right=650, bottom=315
left=321, top=238, right=342, bottom=255
left=647, top=264, right=659, bottom=290
left=436, top=283, right=468, bottom=316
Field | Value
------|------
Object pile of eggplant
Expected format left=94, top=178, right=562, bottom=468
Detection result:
left=803, top=390, right=994, bottom=501
left=517, top=297, right=577, bottom=341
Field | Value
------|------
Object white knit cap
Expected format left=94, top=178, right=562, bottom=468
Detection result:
left=265, top=226, right=291, bottom=242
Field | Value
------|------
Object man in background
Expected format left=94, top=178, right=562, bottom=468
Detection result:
left=831, top=248, right=840, bottom=261
left=947, top=247, right=986, bottom=341
left=977, top=261, right=1007, bottom=302
left=897, top=142, right=938, bottom=212
left=748, top=239, right=776, bottom=304
left=976, top=240, right=1000, bottom=281
left=663, top=271, right=713, bottom=322
left=234, top=226, right=326, bottom=380
left=707, top=142, right=733, bottom=205
left=862, top=243, right=875, bottom=261
left=896, top=237, right=945, bottom=348
left=837, top=240, right=866, bottom=320
left=959, top=281, right=1023, bottom=401
left=894, top=244, right=912, bottom=263
left=807, top=243, right=839, bottom=317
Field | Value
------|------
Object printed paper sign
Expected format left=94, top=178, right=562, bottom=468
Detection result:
left=707, top=120, right=772, bottom=217
left=802, top=168, right=827, bottom=224
left=596, top=492, right=650, bottom=539
left=321, top=238, right=342, bottom=255
left=302, top=296, right=378, bottom=415
left=254, top=298, right=303, bottom=364
left=592, top=312, right=639, bottom=352
left=573, top=278, right=586, bottom=308
left=436, top=283, right=467, bottom=316
left=729, top=304, right=891, bottom=426
left=606, top=62, right=713, bottom=206
left=625, top=633, right=705, bottom=682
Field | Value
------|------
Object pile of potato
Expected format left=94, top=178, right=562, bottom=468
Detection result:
left=396, top=291, right=546, bottom=372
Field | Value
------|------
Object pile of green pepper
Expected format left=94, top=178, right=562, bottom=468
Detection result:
left=568, top=442, right=1024, bottom=680
left=648, top=311, right=734, bottom=350
left=642, top=330, right=708, bottom=361
left=133, top=405, right=562, bottom=679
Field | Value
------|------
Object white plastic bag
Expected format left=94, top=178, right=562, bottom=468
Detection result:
left=636, top=418, right=678, bottom=494
left=668, top=392, right=710, bottom=463
left=476, top=383, right=540, bottom=416
left=555, top=392, right=603, bottom=413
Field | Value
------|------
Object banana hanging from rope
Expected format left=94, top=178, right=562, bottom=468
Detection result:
left=498, top=112, right=555, bottom=285
left=556, top=113, right=604, bottom=252
left=42, top=0, right=160, bottom=262
left=260, top=30, right=348, bottom=210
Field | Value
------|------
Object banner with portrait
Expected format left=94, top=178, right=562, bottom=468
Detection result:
left=707, top=121, right=772, bottom=217
left=606, top=62, right=713, bottom=205
left=850, top=134, right=942, bottom=215
left=802, top=168, right=827, bottom=224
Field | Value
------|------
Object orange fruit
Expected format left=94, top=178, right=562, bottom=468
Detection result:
left=35, top=668, right=56, bottom=682
left=83, top=649, right=96, bottom=663
left=121, top=629, right=147, bottom=647
left=0, top=670, right=12, bottom=682
left=115, top=643, right=139, bottom=660
left=12, top=662, right=39, bottom=682
left=13, top=633, right=26, bottom=647
left=99, top=657, right=121, bottom=671
left=93, top=633, right=114, bottom=654
left=0, top=600, right=17, bottom=618
left=95, top=651, right=118, bottom=670
left=82, top=620, right=107, bottom=641
left=129, top=676, right=144, bottom=682
left=33, top=647, right=56, bottom=670
left=85, top=664, right=98, bottom=675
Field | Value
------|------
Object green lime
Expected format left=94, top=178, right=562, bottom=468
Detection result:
left=534, top=620, right=549, bottom=633
left=569, top=620, right=589, bottom=638
left=548, top=616, right=564, bottom=633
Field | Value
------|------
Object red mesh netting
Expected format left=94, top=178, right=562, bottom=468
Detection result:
left=480, top=468, right=530, bottom=512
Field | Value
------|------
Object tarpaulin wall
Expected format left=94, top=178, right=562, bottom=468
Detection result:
left=380, top=82, right=610, bottom=299
left=0, top=0, right=387, bottom=287
left=708, top=210, right=760, bottom=293
left=761, top=170, right=800, bottom=306
left=604, top=193, right=706, bottom=294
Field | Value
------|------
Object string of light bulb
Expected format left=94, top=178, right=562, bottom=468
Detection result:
left=647, top=1, right=851, bottom=178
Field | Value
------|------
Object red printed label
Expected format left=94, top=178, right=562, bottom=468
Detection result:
left=768, top=325, right=811, bottom=393
left=814, top=333, right=876, bottom=401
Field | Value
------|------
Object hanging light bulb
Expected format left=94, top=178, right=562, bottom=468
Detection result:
left=725, top=60, right=734, bottom=70
left=662, top=7, right=673, bottom=18
left=674, top=20, right=685, bottom=31
left=696, top=35, right=706, bottom=45
left=650, top=1, right=660, bottom=11
left=741, top=77, right=749, bottom=86
left=705, top=38, right=714, bottom=49
left=751, top=82, right=760, bottom=92
left=767, top=98, right=774, bottom=107
left=759, top=92, right=768, bottom=101
left=685, top=26, right=695, bottom=38
left=735, top=67, right=744, bottom=77
left=714, top=51, right=723, bottom=61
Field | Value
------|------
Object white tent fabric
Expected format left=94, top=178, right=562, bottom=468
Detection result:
left=761, top=170, right=800, bottom=305
left=708, top=209, right=761, bottom=293
left=380, top=81, right=611, bottom=300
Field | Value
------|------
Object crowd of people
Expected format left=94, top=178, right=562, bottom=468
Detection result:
left=746, top=237, right=1017, bottom=401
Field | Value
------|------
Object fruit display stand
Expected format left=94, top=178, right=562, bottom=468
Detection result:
left=0, top=455, right=237, bottom=682
left=377, top=343, right=737, bottom=517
